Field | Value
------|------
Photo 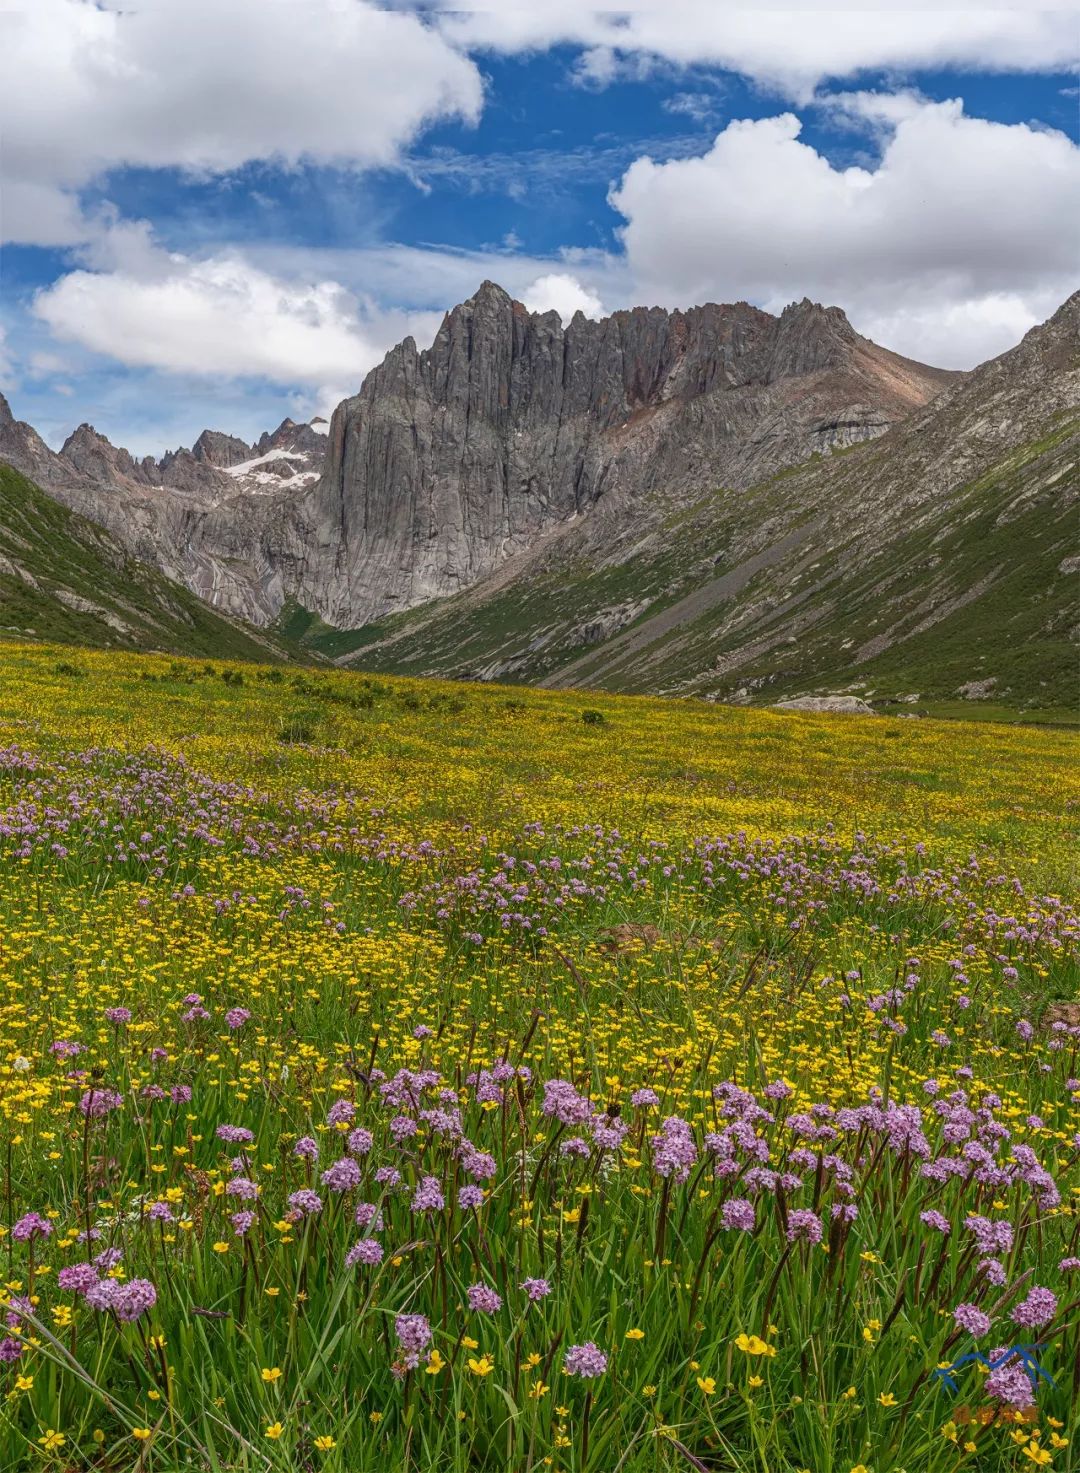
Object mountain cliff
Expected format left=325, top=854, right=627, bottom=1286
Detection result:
left=293, top=283, right=954, bottom=624
left=0, top=283, right=954, bottom=630
left=338, top=291, right=1079, bottom=718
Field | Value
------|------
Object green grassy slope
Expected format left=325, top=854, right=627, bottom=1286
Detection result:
left=0, top=463, right=298, bottom=662
left=319, top=412, right=1076, bottom=722
left=692, top=419, right=1078, bottom=716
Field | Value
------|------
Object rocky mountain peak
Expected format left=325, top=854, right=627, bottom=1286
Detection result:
left=0, top=393, right=13, bottom=428
left=468, top=279, right=515, bottom=310
left=301, top=281, right=959, bottom=628
left=60, top=423, right=142, bottom=483
left=192, top=429, right=253, bottom=468
left=767, top=297, right=859, bottom=381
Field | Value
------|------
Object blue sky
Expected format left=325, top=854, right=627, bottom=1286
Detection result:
left=0, top=3, right=1076, bottom=455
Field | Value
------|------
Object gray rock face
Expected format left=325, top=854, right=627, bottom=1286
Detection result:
left=773, top=695, right=877, bottom=715
left=292, top=283, right=954, bottom=626
left=192, top=430, right=252, bottom=468
left=955, top=678, right=998, bottom=700
left=0, top=284, right=954, bottom=629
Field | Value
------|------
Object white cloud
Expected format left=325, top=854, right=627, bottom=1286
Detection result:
left=850, top=291, right=1064, bottom=369
left=607, top=99, right=1079, bottom=365
left=240, top=241, right=623, bottom=318
left=433, top=3, right=1078, bottom=102
left=522, top=272, right=604, bottom=320
left=0, top=0, right=483, bottom=245
left=0, top=179, right=90, bottom=248
left=0, top=329, right=14, bottom=392
left=31, top=243, right=442, bottom=402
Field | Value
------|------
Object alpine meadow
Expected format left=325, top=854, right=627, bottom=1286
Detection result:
left=0, top=643, right=1075, bottom=1470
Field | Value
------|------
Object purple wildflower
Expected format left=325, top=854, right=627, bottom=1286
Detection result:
left=920, top=1210, right=951, bottom=1234
left=564, top=1342, right=608, bottom=1378
left=953, top=1303, right=991, bottom=1337
left=326, top=1099, right=356, bottom=1127
left=467, top=1284, right=502, bottom=1315
left=86, top=1277, right=157, bottom=1322
left=58, top=1263, right=99, bottom=1294
left=785, top=1209, right=823, bottom=1244
left=985, top=1347, right=1035, bottom=1409
left=346, top=1239, right=384, bottom=1267
left=215, top=1124, right=254, bottom=1145
left=79, top=1088, right=123, bottom=1118
left=721, top=1198, right=755, bottom=1233
left=321, top=1157, right=362, bottom=1193
left=1010, top=1286, right=1057, bottom=1330
left=411, top=1176, right=445, bottom=1213
left=11, top=1213, right=52, bottom=1243
left=394, top=1312, right=432, bottom=1369
left=287, top=1189, right=323, bottom=1216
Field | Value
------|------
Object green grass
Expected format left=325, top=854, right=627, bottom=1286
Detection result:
left=0, top=642, right=1075, bottom=1469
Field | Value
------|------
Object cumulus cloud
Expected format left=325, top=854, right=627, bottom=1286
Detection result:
left=0, top=0, right=482, bottom=245
left=522, top=273, right=605, bottom=320
left=433, top=3, right=1078, bottom=102
left=31, top=243, right=442, bottom=401
left=0, top=329, right=15, bottom=392
left=608, top=99, right=1079, bottom=365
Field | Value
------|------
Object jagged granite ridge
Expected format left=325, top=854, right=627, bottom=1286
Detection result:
left=0, top=283, right=954, bottom=629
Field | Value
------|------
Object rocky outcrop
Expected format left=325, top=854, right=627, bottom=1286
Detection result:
left=343, top=291, right=1077, bottom=708
left=773, top=695, right=877, bottom=715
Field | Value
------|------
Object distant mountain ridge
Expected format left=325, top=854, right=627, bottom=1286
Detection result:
left=0, top=284, right=1075, bottom=716
left=0, top=400, right=329, bottom=623
left=0, top=284, right=955, bottom=630
left=1, top=405, right=329, bottom=499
